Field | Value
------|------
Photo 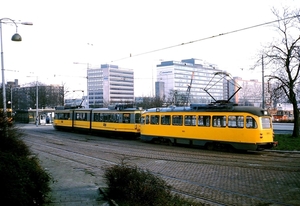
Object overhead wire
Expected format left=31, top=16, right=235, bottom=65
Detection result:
left=110, top=14, right=300, bottom=63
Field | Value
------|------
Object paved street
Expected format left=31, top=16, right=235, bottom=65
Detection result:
left=20, top=123, right=300, bottom=206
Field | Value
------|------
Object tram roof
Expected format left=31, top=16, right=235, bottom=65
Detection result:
left=144, top=103, right=270, bottom=116
left=92, top=107, right=140, bottom=112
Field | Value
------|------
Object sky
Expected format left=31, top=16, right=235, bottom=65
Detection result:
left=0, top=0, right=298, bottom=99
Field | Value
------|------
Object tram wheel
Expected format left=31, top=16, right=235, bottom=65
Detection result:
left=227, top=145, right=236, bottom=153
left=205, top=142, right=214, bottom=150
left=167, top=139, right=174, bottom=146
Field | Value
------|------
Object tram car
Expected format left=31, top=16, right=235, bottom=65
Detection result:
left=140, top=101, right=278, bottom=151
left=53, top=104, right=142, bottom=139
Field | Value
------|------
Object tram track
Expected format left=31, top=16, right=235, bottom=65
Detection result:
left=27, top=140, right=229, bottom=206
left=25, top=138, right=291, bottom=206
left=24, top=131, right=300, bottom=173
left=21, top=127, right=300, bottom=205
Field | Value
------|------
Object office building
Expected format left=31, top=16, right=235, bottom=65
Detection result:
left=155, top=58, right=224, bottom=104
left=87, top=64, right=134, bottom=108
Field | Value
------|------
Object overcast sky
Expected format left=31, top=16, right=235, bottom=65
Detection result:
left=1, top=0, right=298, bottom=98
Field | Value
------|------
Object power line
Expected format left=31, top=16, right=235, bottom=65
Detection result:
left=111, top=15, right=300, bottom=63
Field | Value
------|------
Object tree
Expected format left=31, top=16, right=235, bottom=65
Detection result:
left=136, top=96, right=165, bottom=109
left=265, top=8, right=300, bottom=137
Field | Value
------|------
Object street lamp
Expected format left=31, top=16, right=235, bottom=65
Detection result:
left=262, top=55, right=265, bottom=109
left=27, top=76, right=38, bottom=126
left=261, top=55, right=277, bottom=109
left=1, top=18, right=32, bottom=135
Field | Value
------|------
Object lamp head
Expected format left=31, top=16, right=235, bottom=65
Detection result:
left=11, top=33, right=22, bottom=41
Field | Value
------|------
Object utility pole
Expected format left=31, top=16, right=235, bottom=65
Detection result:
left=262, top=55, right=265, bottom=109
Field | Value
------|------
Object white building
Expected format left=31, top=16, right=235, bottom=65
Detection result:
left=87, top=64, right=134, bottom=108
left=155, top=58, right=224, bottom=104
left=231, top=77, right=266, bottom=107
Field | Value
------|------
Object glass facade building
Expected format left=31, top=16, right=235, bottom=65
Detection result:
left=156, top=58, right=224, bottom=104
left=87, top=64, right=134, bottom=108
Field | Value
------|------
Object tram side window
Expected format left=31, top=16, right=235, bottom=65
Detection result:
left=57, top=113, right=70, bottom=120
left=123, top=113, right=130, bottom=123
left=113, top=113, right=121, bottom=123
left=262, top=117, right=271, bottom=129
left=103, top=113, right=110, bottom=122
left=198, top=115, right=210, bottom=127
left=150, top=115, right=159, bottom=125
left=141, top=116, right=145, bottom=124
left=184, top=115, right=196, bottom=126
left=172, top=115, right=183, bottom=126
left=76, top=113, right=87, bottom=121
left=146, top=115, right=149, bottom=124
left=246, top=116, right=257, bottom=128
left=161, top=115, right=171, bottom=125
left=65, top=113, right=70, bottom=120
left=228, top=116, right=244, bottom=128
left=94, top=113, right=101, bottom=122
left=135, top=113, right=141, bottom=123
left=212, top=116, right=226, bottom=127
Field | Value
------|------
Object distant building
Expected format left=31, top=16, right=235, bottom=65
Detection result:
left=0, top=79, right=64, bottom=110
left=87, top=64, right=134, bottom=108
left=155, top=58, right=224, bottom=104
left=231, top=77, right=267, bottom=107
left=155, top=81, right=165, bottom=99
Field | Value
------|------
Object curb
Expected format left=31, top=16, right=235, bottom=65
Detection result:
left=264, top=149, right=300, bottom=154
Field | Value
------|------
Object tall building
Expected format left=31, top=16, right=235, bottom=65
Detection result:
left=155, top=81, right=165, bottom=99
left=155, top=58, right=224, bottom=104
left=87, top=64, right=134, bottom=108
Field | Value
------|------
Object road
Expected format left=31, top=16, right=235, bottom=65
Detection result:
left=20, top=124, right=300, bottom=206
left=273, top=123, right=294, bottom=134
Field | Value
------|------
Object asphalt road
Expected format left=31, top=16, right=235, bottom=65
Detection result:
left=273, top=122, right=294, bottom=134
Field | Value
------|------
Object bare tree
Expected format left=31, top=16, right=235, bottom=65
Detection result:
left=265, top=8, right=300, bottom=137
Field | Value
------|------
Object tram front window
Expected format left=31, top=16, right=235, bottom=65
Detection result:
left=262, top=117, right=272, bottom=129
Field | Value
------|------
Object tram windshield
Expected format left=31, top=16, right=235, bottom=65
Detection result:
left=261, top=117, right=272, bottom=129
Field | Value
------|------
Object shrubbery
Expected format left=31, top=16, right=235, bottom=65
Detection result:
left=0, top=115, right=52, bottom=205
left=103, top=159, right=203, bottom=206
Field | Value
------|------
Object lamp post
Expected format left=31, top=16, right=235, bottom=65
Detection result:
left=1, top=18, right=32, bottom=136
left=261, top=55, right=277, bottom=109
left=262, top=55, right=265, bottom=109
left=36, top=78, right=38, bottom=126
left=27, top=75, right=38, bottom=126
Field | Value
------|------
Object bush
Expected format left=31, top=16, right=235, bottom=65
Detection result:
left=0, top=114, right=52, bottom=205
left=103, top=159, right=203, bottom=206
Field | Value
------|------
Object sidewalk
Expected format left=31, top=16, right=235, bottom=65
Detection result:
left=36, top=151, right=110, bottom=206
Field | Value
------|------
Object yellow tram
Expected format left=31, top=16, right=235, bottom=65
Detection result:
left=140, top=102, right=278, bottom=151
left=53, top=104, right=142, bottom=138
